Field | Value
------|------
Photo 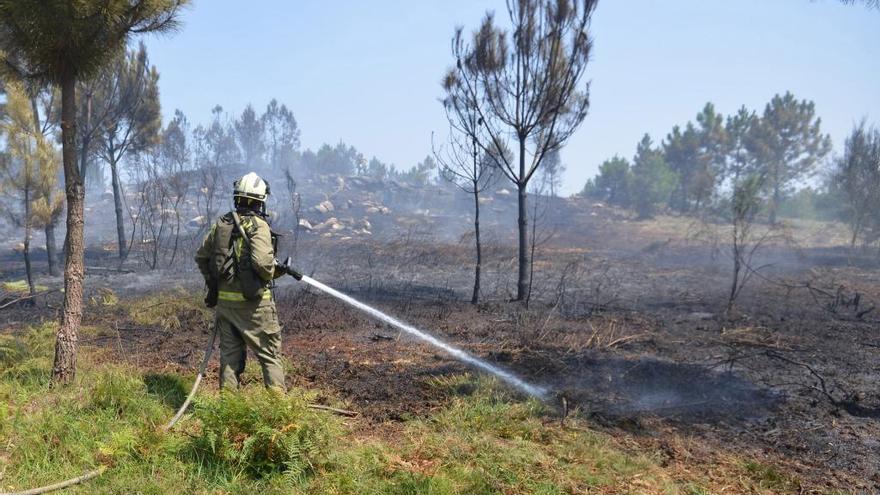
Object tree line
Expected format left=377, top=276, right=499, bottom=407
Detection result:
left=582, top=94, right=834, bottom=222
left=2, top=41, right=451, bottom=277
left=581, top=95, right=880, bottom=252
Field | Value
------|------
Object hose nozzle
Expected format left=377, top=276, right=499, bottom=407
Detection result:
left=278, top=256, right=304, bottom=280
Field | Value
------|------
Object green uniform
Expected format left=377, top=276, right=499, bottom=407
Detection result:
left=195, top=211, right=285, bottom=390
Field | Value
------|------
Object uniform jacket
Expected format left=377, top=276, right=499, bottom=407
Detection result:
left=195, top=210, right=277, bottom=307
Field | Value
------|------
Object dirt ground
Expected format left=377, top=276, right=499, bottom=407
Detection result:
left=3, top=215, right=879, bottom=493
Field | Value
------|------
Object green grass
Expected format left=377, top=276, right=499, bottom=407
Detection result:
left=0, top=319, right=817, bottom=494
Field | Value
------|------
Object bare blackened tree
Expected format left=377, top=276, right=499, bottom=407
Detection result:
left=161, top=110, right=191, bottom=265
left=129, top=145, right=170, bottom=270
left=283, top=167, right=303, bottom=258
left=435, top=48, right=499, bottom=302
left=727, top=174, right=768, bottom=313
left=451, top=0, right=597, bottom=300
left=194, top=105, right=239, bottom=228
left=93, top=43, right=162, bottom=261
left=525, top=169, right=558, bottom=306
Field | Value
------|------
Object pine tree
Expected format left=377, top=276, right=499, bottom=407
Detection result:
left=753, top=92, right=831, bottom=224
left=261, top=99, right=300, bottom=173
left=0, top=82, right=58, bottom=297
left=582, top=156, right=631, bottom=206
left=0, top=0, right=187, bottom=384
left=832, top=122, right=880, bottom=246
left=451, top=0, right=598, bottom=300
left=235, top=103, right=264, bottom=169
left=724, top=106, right=759, bottom=186
left=630, top=134, right=676, bottom=219
left=664, top=103, right=727, bottom=214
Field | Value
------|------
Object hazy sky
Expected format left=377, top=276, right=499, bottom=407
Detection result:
left=143, top=0, right=879, bottom=195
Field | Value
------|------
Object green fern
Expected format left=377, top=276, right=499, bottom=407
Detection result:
left=187, top=387, right=337, bottom=483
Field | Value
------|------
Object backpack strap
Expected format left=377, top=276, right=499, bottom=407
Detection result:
left=231, top=211, right=252, bottom=249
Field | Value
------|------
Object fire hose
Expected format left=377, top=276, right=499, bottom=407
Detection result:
left=2, top=258, right=548, bottom=494
left=0, top=261, right=305, bottom=495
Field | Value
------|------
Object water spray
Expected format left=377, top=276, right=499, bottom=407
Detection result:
left=0, top=262, right=548, bottom=495
left=278, top=259, right=547, bottom=398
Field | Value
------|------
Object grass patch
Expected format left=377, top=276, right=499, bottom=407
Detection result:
left=0, top=319, right=811, bottom=494
left=1, top=280, right=49, bottom=294
left=126, top=289, right=211, bottom=331
left=742, top=460, right=801, bottom=492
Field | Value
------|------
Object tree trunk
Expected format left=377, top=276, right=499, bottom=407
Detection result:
left=53, top=74, right=83, bottom=385
left=45, top=222, right=58, bottom=276
left=526, top=185, right=540, bottom=306
left=728, top=224, right=741, bottom=313
left=110, top=158, right=127, bottom=260
left=30, top=96, right=58, bottom=277
left=769, top=184, right=780, bottom=225
left=727, top=256, right=740, bottom=313
left=516, top=181, right=529, bottom=301
left=515, top=137, right=529, bottom=301
left=79, top=90, right=92, bottom=181
left=169, top=207, right=180, bottom=267
left=471, top=188, right=481, bottom=305
left=23, top=188, right=35, bottom=298
left=849, top=212, right=861, bottom=248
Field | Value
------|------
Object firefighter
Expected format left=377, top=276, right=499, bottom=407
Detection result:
left=195, top=172, right=286, bottom=390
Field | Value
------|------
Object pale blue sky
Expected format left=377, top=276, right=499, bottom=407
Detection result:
left=143, top=0, right=879, bottom=195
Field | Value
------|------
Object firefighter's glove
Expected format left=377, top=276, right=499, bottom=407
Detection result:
left=204, top=284, right=218, bottom=308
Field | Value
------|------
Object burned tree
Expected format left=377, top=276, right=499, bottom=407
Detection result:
left=726, top=174, right=768, bottom=312
left=125, top=112, right=189, bottom=269
left=436, top=40, right=499, bottom=303
left=129, top=144, right=170, bottom=269
left=234, top=103, right=264, bottom=170
left=452, top=0, right=597, bottom=300
left=160, top=110, right=191, bottom=265
left=283, top=167, right=303, bottom=258
left=93, top=43, right=162, bottom=262
left=194, top=105, right=239, bottom=229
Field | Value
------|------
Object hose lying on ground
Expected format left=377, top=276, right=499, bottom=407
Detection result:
left=164, top=327, right=218, bottom=430
left=1, top=324, right=359, bottom=495
left=0, top=327, right=218, bottom=495
left=0, top=467, right=107, bottom=495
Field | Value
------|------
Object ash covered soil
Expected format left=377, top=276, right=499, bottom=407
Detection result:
left=4, top=206, right=880, bottom=492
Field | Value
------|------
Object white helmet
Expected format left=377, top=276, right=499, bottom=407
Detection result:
left=233, top=172, right=270, bottom=202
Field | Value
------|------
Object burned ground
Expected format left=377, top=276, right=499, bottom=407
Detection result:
left=2, top=209, right=879, bottom=492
